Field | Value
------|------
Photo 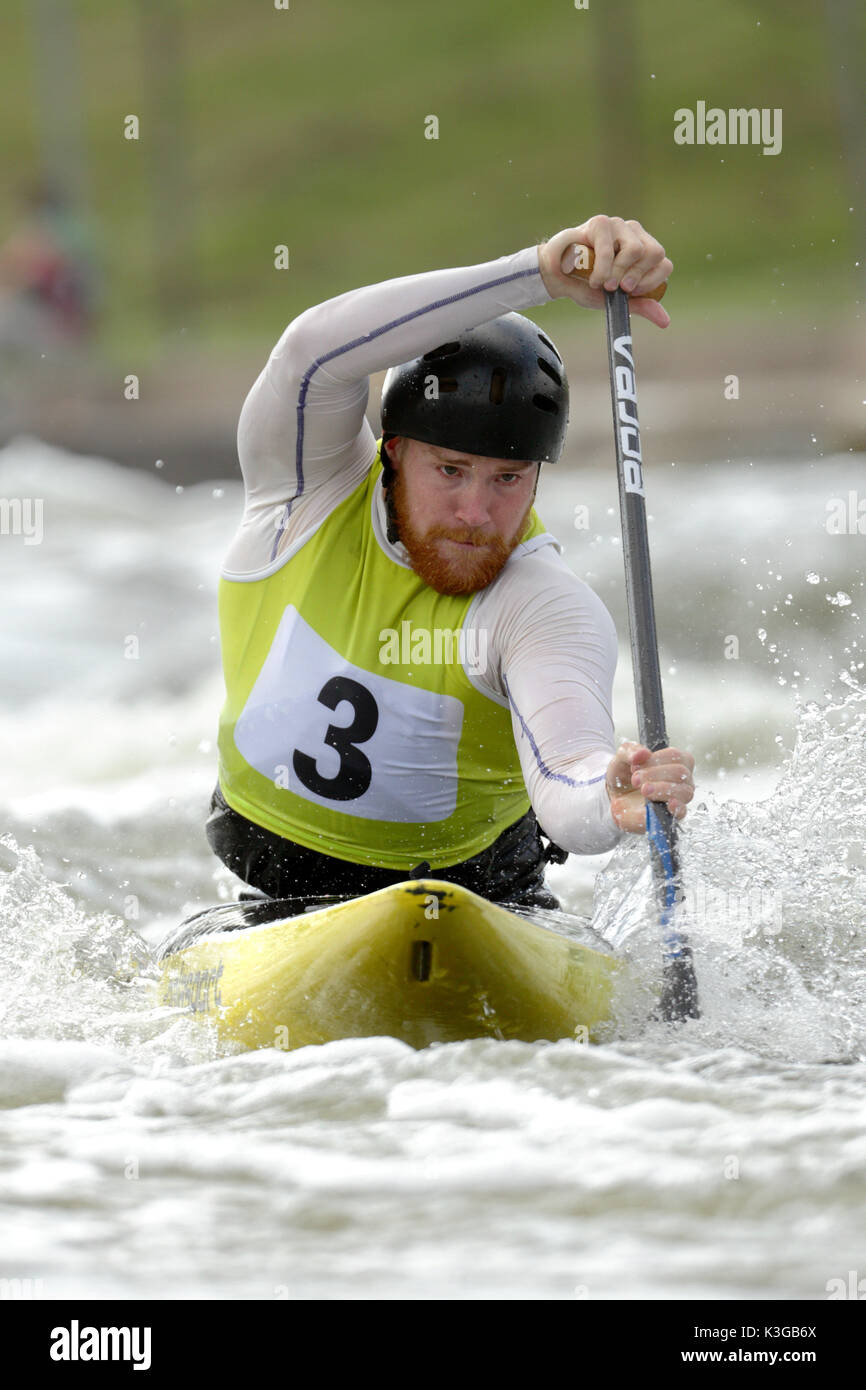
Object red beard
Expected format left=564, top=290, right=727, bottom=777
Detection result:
left=388, top=467, right=535, bottom=596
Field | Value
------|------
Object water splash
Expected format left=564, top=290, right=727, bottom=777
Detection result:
left=591, top=685, right=866, bottom=1062
left=0, top=834, right=210, bottom=1061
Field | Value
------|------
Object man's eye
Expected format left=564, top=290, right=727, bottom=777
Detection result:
left=437, top=465, right=521, bottom=482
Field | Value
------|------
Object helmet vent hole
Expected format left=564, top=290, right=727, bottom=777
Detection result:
left=537, top=357, right=561, bottom=386
left=537, top=333, right=563, bottom=364
left=489, top=368, right=506, bottom=404
left=533, top=394, right=558, bottom=415
left=422, top=341, right=461, bottom=361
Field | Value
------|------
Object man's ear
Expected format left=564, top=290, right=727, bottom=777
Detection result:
left=381, top=436, right=402, bottom=543
left=381, top=434, right=399, bottom=492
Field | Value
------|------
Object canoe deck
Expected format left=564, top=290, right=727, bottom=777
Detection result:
left=157, top=879, right=621, bottom=1051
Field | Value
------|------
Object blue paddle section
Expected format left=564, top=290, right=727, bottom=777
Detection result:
left=645, top=803, right=687, bottom=963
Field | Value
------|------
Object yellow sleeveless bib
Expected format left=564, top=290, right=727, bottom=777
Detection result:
left=216, top=442, right=551, bottom=869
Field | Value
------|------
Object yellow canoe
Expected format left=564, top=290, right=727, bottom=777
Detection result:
left=157, top=879, right=620, bottom=1051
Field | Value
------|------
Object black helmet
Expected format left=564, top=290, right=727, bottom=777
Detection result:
left=380, top=311, right=569, bottom=464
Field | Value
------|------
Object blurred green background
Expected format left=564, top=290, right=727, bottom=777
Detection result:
left=3, top=0, right=863, bottom=365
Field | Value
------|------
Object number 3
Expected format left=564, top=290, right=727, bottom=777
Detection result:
left=292, top=676, right=379, bottom=801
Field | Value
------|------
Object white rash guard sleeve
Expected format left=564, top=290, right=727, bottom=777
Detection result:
left=469, top=543, right=624, bottom=854
left=222, top=240, right=625, bottom=855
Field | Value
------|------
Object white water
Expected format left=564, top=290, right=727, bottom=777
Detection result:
left=1, top=437, right=864, bottom=1300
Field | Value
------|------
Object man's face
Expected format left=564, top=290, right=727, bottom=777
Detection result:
left=384, top=437, right=539, bottom=596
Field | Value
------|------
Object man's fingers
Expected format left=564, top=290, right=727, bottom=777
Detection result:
left=634, top=746, right=695, bottom=772
left=602, top=219, right=654, bottom=289
left=630, top=298, right=671, bottom=329
left=631, top=764, right=694, bottom=788
left=618, top=739, right=647, bottom=758
left=587, top=217, right=670, bottom=292
left=574, top=217, right=615, bottom=288
left=607, top=741, right=646, bottom=788
left=630, top=744, right=695, bottom=813
left=585, top=216, right=638, bottom=288
left=627, top=254, right=674, bottom=296
left=632, top=778, right=695, bottom=803
left=609, top=739, right=696, bottom=830
left=616, top=224, right=671, bottom=292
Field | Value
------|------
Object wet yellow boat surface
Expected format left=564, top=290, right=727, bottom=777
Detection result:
left=158, top=879, right=620, bottom=1051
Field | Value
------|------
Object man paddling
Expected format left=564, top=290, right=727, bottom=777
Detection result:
left=207, top=215, right=695, bottom=909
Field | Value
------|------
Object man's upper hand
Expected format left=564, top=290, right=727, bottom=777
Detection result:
left=606, top=740, right=695, bottom=834
left=538, top=216, right=673, bottom=328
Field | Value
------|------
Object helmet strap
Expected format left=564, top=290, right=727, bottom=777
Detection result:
left=380, top=433, right=402, bottom=544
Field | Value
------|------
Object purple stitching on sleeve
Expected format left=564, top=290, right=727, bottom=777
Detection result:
left=268, top=264, right=541, bottom=560
left=503, top=673, right=607, bottom=789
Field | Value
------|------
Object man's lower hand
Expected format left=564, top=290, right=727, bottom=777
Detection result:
left=606, top=740, right=695, bottom=833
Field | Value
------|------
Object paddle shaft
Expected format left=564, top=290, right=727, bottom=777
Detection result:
left=603, top=287, right=699, bottom=1021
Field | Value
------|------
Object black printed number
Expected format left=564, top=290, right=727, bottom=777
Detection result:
left=292, top=676, right=379, bottom=801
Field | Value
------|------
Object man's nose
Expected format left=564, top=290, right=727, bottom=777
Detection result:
left=453, top=479, right=491, bottom=527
